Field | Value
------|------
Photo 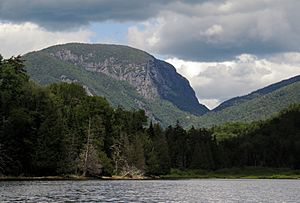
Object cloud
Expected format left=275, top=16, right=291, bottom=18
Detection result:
left=1, top=0, right=300, bottom=60
left=0, top=0, right=210, bottom=30
left=0, top=22, right=93, bottom=58
left=166, top=54, right=300, bottom=109
left=128, top=0, right=300, bottom=61
left=0, top=0, right=299, bottom=108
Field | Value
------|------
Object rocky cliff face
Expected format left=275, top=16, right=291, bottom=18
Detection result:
left=51, top=48, right=159, bottom=100
left=38, top=43, right=209, bottom=115
left=24, top=43, right=300, bottom=127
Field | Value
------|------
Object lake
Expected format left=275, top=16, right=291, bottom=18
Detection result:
left=0, top=179, right=299, bottom=202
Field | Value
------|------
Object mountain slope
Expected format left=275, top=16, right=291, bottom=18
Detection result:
left=23, top=43, right=300, bottom=128
left=25, top=43, right=208, bottom=116
left=23, top=43, right=209, bottom=127
left=213, top=75, right=300, bottom=112
left=197, top=80, right=300, bottom=127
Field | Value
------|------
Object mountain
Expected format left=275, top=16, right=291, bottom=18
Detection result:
left=23, top=43, right=300, bottom=128
left=198, top=78, right=300, bottom=127
left=213, top=75, right=300, bottom=112
left=23, top=43, right=208, bottom=126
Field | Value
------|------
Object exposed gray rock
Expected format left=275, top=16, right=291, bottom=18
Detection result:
left=60, top=75, right=93, bottom=96
left=47, top=43, right=209, bottom=115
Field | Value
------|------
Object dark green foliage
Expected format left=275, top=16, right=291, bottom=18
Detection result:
left=145, top=123, right=170, bottom=175
left=162, top=105, right=300, bottom=171
left=166, top=122, right=188, bottom=169
left=1, top=55, right=300, bottom=177
left=218, top=104, right=300, bottom=169
left=221, top=105, right=300, bottom=169
left=211, top=122, right=258, bottom=141
left=0, top=56, right=64, bottom=175
left=188, top=127, right=217, bottom=170
left=0, top=56, right=151, bottom=176
left=164, top=124, right=218, bottom=171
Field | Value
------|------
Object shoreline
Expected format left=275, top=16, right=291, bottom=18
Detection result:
left=0, top=175, right=155, bottom=181
left=161, top=175, right=300, bottom=180
left=1, top=168, right=300, bottom=181
left=162, top=168, right=300, bottom=180
left=1, top=175, right=300, bottom=181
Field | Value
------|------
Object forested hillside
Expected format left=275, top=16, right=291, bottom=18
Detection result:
left=197, top=81, right=300, bottom=127
left=24, top=43, right=208, bottom=126
left=24, top=43, right=300, bottom=128
left=213, top=75, right=300, bottom=112
left=1, top=56, right=299, bottom=177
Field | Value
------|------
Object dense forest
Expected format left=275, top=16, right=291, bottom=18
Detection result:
left=1, top=56, right=300, bottom=177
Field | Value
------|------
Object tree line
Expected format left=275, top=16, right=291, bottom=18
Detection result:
left=0, top=56, right=299, bottom=177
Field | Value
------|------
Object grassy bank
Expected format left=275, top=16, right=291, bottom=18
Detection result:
left=162, top=167, right=300, bottom=179
left=1, top=167, right=300, bottom=181
left=0, top=175, right=94, bottom=181
left=0, top=175, right=151, bottom=181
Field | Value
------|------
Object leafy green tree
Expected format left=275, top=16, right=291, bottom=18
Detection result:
left=146, top=123, right=170, bottom=175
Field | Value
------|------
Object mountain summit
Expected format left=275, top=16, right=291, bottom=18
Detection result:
left=24, top=43, right=300, bottom=127
left=24, top=43, right=209, bottom=125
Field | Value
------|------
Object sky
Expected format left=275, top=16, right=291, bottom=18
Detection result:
left=1, top=0, right=300, bottom=109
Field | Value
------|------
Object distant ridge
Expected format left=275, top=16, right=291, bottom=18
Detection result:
left=213, top=75, right=300, bottom=112
left=23, top=43, right=300, bottom=127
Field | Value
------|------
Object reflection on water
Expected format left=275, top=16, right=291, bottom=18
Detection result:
left=0, top=179, right=300, bottom=202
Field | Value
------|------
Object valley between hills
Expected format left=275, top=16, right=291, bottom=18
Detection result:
left=0, top=43, right=299, bottom=179
left=24, top=43, right=300, bottom=128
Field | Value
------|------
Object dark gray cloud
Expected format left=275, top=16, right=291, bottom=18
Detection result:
left=0, top=0, right=210, bottom=30
left=128, top=0, right=300, bottom=61
left=1, top=0, right=300, bottom=60
left=0, top=0, right=156, bottom=29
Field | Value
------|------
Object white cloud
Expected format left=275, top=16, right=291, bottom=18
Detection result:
left=127, top=0, right=300, bottom=61
left=204, top=24, right=223, bottom=37
left=167, top=54, right=300, bottom=109
left=0, top=22, right=93, bottom=58
left=127, top=18, right=164, bottom=54
left=200, top=99, right=220, bottom=110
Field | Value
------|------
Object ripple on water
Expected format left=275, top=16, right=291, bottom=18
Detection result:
left=0, top=179, right=300, bottom=202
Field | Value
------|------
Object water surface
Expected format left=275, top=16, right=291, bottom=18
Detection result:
left=0, top=179, right=299, bottom=202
